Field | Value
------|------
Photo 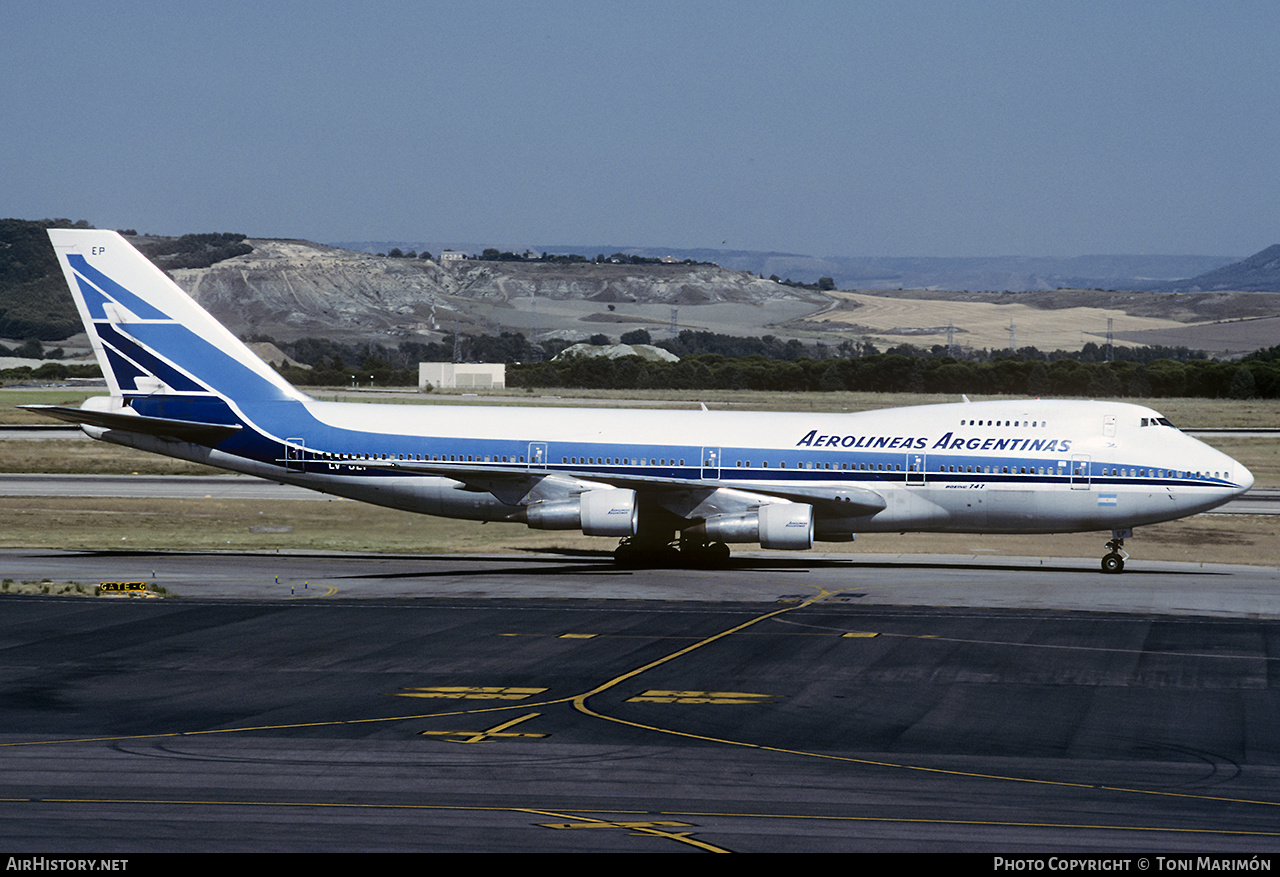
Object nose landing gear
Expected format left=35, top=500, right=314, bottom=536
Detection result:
left=1101, top=528, right=1131, bottom=574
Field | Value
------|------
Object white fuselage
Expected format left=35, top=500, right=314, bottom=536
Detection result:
left=96, top=396, right=1252, bottom=539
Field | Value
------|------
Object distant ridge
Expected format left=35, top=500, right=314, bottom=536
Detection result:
left=332, top=240, right=1237, bottom=292
left=1149, top=244, right=1280, bottom=293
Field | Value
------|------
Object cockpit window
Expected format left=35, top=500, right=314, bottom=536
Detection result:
left=1140, top=415, right=1177, bottom=428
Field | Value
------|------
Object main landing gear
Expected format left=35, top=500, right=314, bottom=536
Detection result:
left=613, top=536, right=732, bottom=568
left=1101, top=528, right=1131, bottom=574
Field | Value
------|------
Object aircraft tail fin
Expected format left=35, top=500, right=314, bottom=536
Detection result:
left=47, top=229, right=305, bottom=408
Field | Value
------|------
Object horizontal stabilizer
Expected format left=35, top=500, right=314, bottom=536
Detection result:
left=20, top=405, right=242, bottom=445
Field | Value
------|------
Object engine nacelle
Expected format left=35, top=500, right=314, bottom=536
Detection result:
left=691, top=503, right=814, bottom=550
left=522, top=488, right=638, bottom=537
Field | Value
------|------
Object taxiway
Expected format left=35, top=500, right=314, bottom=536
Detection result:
left=2, top=549, right=1279, bottom=853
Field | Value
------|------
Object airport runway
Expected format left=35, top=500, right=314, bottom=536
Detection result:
left=0, top=473, right=321, bottom=501
left=2, top=548, right=1280, bottom=853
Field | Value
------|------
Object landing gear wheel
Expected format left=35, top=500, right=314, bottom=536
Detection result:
left=614, top=540, right=681, bottom=568
left=614, top=542, right=642, bottom=568
left=698, top=541, right=731, bottom=568
left=1100, top=529, right=1131, bottom=574
left=617, top=534, right=733, bottom=569
left=679, top=537, right=732, bottom=568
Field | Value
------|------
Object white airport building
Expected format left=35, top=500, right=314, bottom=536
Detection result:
left=418, top=362, right=506, bottom=390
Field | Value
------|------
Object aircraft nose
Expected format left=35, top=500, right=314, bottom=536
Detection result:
left=1235, top=461, right=1255, bottom=494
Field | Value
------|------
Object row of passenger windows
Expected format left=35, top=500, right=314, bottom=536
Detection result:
left=563, top=456, right=685, bottom=466
left=958, top=416, right=1176, bottom=429
left=943, top=464, right=1062, bottom=475
left=959, top=419, right=1042, bottom=427
left=316, top=452, right=527, bottom=463
left=733, top=461, right=902, bottom=471
left=1103, top=467, right=1225, bottom=480
left=562, top=457, right=905, bottom=470
left=937, top=464, right=1225, bottom=480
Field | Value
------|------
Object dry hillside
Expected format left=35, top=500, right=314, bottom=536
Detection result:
left=171, top=240, right=827, bottom=343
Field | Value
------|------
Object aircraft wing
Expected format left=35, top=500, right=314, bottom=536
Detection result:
left=737, top=482, right=887, bottom=514
left=371, top=458, right=618, bottom=505
left=372, top=458, right=886, bottom=517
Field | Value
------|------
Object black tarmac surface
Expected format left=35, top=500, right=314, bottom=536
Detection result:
left=2, top=549, right=1279, bottom=853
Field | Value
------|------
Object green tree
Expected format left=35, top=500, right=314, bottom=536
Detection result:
left=1229, top=366, right=1256, bottom=399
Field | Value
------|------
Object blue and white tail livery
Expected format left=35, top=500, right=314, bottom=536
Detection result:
left=35, top=229, right=1253, bottom=571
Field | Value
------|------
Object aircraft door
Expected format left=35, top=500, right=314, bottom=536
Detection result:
left=528, top=442, right=548, bottom=471
left=285, top=439, right=306, bottom=472
left=1071, top=454, right=1091, bottom=489
left=906, top=452, right=926, bottom=485
left=701, top=447, right=721, bottom=480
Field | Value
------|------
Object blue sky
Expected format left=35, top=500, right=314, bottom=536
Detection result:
left=4, top=1, right=1277, bottom=257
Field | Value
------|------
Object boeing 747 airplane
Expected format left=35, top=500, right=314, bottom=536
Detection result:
left=28, top=230, right=1253, bottom=571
